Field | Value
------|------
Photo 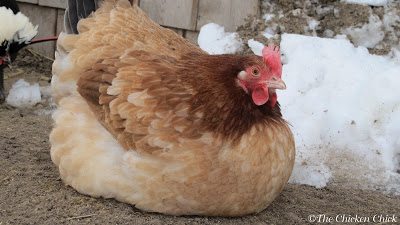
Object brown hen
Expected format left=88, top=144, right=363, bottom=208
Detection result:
left=50, top=0, right=295, bottom=216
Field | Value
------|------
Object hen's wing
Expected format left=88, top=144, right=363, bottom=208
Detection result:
left=76, top=49, right=205, bottom=153
left=56, top=1, right=206, bottom=153
left=56, top=0, right=202, bottom=81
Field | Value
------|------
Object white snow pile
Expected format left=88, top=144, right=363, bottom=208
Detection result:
left=277, top=34, right=400, bottom=194
left=342, top=15, right=385, bottom=48
left=263, top=13, right=275, bottom=22
left=342, top=0, right=389, bottom=6
left=198, top=23, right=243, bottom=54
left=308, top=19, right=320, bottom=36
left=388, top=47, right=400, bottom=64
left=247, top=39, right=265, bottom=56
left=6, top=79, right=42, bottom=108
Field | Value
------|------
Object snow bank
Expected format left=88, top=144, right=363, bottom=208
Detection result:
left=247, top=39, right=264, bottom=56
left=198, top=23, right=243, bottom=54
left=342, top=15, right=385, bottom=48
left=388, top=47, right=400, bottom=64
left=342, top=0, right=388, bottom=6
left=6, top=79, right=41, bottom=108
left=307, top=19, right=320, bottom=36
left=279, top=34, right=400, bottom=193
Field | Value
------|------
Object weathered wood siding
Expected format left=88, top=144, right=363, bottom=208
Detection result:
left=18, top=2, right=58, bottom=58
left=140, top=0, right=259, bottom=31
left=197, top=0, right=259, bottom=31
left=16, top=0, right=260, bottom=58
left=140, top=0, right=199, bottom=30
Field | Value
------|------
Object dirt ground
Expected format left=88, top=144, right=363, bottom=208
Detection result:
left=1, top=1, right=400, bottom=224
left=238, top=0, right=400, bottom=56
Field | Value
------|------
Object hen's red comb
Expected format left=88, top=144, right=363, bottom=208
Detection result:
left=262, top=45, right=282, bottom=77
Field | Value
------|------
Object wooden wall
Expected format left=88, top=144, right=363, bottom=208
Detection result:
left=16, top=0, right=260, bottom=58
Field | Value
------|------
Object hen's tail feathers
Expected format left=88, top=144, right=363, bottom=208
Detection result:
left=64, top=0, right=101, bottom=34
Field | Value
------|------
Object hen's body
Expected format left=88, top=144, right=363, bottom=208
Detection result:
left=51, top=0, right=295, bottom=216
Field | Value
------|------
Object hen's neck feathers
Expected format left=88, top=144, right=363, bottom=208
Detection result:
left=179, top=53, right=285, bottom=141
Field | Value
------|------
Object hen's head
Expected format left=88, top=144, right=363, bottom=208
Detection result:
left=236, top=45, right=285, bottom=107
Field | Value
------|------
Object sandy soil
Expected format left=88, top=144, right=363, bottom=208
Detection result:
left=1, top=1, right=400, bottom=223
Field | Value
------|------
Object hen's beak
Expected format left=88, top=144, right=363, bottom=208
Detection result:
left=266, top=77, right=286, bottom=90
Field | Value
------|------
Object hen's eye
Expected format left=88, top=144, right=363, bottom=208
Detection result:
left=252, top=68, right=260, bottom=77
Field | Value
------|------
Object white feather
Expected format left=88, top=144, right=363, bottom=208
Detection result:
left=0, top=7, right=38, bottom=45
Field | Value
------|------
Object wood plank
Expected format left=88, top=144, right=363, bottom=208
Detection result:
left=56, top=9, right=65, bottom=35
left=163, top=27, right=184, bottom=37
left=197, top=0, right=229, bottom=30
left=140, top=0, right=199, bottom=30
left=230, top=0, right=260, bottom=30
left=197, top=0, right=259, bottom=32
left=18, top=3, right=57, bottom=59
left=184, top=30, right=199, bottom=45
left=39, top=0, right=67, bottom=9
left=16, top=0, right=38, bottom=4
